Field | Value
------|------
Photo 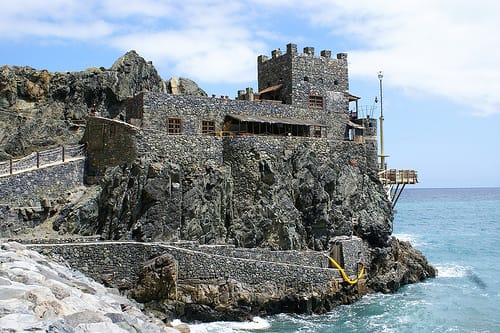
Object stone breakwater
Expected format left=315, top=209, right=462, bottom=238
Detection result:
left=0, top=242, right=187, bottom=333
left=25, top=238, right=369, bottom=322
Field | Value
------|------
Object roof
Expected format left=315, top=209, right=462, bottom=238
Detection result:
left=344, top=92, right=361, bottom=101
left=347, top=120, right=365, bottom=129
left=227, top=114, right=327, bottom=127
left=257, top=83, right=283, bottom=95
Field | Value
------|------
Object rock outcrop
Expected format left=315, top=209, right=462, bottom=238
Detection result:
left=0, top=51, right=207, bottom=160
left=53, top=141, right=391, bottom=251
left=132, top=254, right=178, bottom=303
left=368, top=237, right=437, bottom=293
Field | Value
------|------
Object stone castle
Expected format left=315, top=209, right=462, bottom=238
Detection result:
left=84, top=43, right=378, bottom=183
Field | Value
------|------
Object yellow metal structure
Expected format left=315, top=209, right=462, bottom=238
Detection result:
left=328, top=257, right=365, bottom=285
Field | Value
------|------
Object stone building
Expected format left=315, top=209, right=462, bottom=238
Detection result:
left=84, top=43, right=378, bottom=180
left=126, top=43, right=370, bottom=139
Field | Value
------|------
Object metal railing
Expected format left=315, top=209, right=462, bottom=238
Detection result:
left=0, top=144, right=86, bottom=178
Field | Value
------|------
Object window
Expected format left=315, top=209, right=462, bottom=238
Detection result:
left=167, top=118, right=182, bottom=134
left=308, top=95, right=324, bottom=109
left=201, top=120, right=215, bottom=135
left=311, top=126, right=322, bottom=137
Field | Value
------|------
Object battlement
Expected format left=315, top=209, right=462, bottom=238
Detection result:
left=257, top=43, right=349, bottom=108
left=258, top=43, right=346, bottom=63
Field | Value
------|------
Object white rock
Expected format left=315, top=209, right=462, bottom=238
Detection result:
left=0, top=286, right=29, bottom=300
left=0, top=242, right=180, bottom=332
left=0, top=313, right=38, bottom=331
left=75, top=321, right=129, bottom=333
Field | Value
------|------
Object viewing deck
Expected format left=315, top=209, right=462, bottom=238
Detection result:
left=379, top=169, right=418, bottom=185
left=379, top=169, right=418, bottom=208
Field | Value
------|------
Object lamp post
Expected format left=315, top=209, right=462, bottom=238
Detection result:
left=378, top=71, right=386, bottom=171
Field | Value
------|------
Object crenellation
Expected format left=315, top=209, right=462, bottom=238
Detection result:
left=336, top=52, right=348, bottom=60
left=284, top=42, right=296, bottom=54
left=257, top=55, right=268, bottom=63
left=303, top=46, right=315, bottom=56
left=271, top=49, right=282, bottom=59
left=321, top=50, right=332, bottom=58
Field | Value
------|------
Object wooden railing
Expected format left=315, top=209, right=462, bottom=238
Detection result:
left=0, top=145, right=86, bottom=178
left=379, top=169, right=418, bottom=185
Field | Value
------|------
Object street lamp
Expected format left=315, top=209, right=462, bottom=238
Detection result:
left=378, top=71, right=386, bottom=171
left=378, top=71, right=383, bottom=117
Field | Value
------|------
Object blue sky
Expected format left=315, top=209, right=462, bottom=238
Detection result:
left=1, top=0, right=499, bottom=188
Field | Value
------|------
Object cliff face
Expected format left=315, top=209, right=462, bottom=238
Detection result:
left=53, top=139, right=391, bottom=251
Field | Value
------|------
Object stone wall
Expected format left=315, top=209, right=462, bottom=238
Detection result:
left=188, top=236, right=368, bottom=274
left=134, top=92, right=349, bottom=140
left=257, top=43, right=349, bottom=116
left=135, top=130, right=334, bottom=176
left=137, top=130, right=224, bottom=173
left=0, top=159, right=85, bottom=207
left=186, top=244, right=329, bottom=269
left=27, top=241, right=351, bottom=291
left=82, top=116, right=139, bottom=182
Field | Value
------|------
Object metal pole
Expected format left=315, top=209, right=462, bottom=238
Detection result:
left=378, top=71, right=385, bottom=171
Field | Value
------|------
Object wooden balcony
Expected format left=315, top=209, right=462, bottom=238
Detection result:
left=379, top=169, right=418, bottom=185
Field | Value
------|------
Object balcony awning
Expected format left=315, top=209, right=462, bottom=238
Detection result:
left=257, top=83, right=283, bottom=95
left=345, top=92, right=361, bottom=101
left=347, top=120, right=365, bottom=129
left=227, top=114, right=327, bottom=127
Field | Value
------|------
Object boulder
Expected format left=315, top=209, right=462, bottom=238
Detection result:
left=132, top=254, right=178, bottom=303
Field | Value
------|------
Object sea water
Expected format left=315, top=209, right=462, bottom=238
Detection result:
left=190, top=188, right=500, bottom=333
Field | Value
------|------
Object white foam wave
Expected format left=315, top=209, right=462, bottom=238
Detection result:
left=189, top=317, right=270, bottom=333
left=393, top=233, right=420, bottom=246
left=435, top=264, right=468, bottom=278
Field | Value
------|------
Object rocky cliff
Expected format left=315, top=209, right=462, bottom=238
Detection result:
left=0, top=52, right=436, bottom=322
left=0, top=51, right=204, bottom=160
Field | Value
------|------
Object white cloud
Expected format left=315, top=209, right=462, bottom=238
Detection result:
left=1, top=0, right=499, bottom=115
left=248, top=0, right=500, bottom=115
left=288, top=0, right=500, bottom=116
left=110, top=29, right=263, bottom=83
left=108, top=1, right=265, bottom=84
left=0, top=1, right=114, bottom=40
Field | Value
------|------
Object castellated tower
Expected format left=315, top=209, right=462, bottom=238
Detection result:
left=257, top=43, right=349, bottom=114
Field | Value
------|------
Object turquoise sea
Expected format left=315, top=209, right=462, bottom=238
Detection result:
left=189, top=188, right=500, bottom=333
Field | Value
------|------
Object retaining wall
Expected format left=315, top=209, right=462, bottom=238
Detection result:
left=26, top=238, right=369, bottom=296
left=0, top=159, right=85, bottom=207
left=28, top=241, right=346, bottom=292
